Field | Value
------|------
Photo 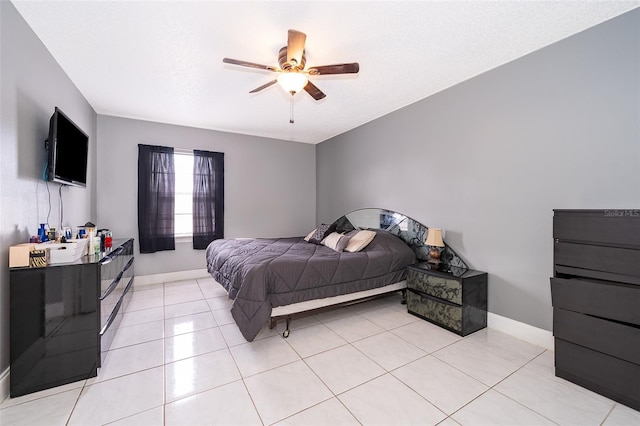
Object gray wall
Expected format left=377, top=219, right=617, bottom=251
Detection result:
left=317, top=9, right=640, bottom=331
left=96, top=116, right=316, bottom=276
left=0, top=1, right=97, bottom=382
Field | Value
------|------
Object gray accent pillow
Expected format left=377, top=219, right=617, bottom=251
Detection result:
left=308, top=223, right=337, bottom=244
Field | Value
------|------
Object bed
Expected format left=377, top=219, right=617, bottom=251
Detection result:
left=206, top=208, right=467, bottom=341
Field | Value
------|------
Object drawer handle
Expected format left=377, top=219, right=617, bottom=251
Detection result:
left=100, top=297, right=123, bottom=335
left=100, top=247, right=124, bottom=265
left=122, top=257, right=134, bottom=273
left=123, top=276, right=134, bottom=294
left=100, top=270, right=124, bottom=300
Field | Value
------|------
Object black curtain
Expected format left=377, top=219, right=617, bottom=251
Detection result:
left=138, top=144, right=176, bottom=253
left=193, top=150, right=224, bottom=249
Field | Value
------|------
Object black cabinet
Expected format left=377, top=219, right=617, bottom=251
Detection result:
left=406, top=262, right=487, bottom=336
left=9, top=238, right=134, bottom=397
left=551, top=209, right=640, bottom=411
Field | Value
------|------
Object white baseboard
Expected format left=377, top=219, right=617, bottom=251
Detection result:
left=1, top=367, right=9, bottom=403
left=488, top=312, right=554, bottom=351
left=134, top=269, right=210, bottom=287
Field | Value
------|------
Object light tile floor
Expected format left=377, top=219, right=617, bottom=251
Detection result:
left=2, top=277, right=639, bottom=425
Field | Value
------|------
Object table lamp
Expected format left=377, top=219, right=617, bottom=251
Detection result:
left=425, top=228, right=444, bottom=263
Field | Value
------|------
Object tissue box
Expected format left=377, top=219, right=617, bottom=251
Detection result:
left=9, top=243, right=35, bottom=268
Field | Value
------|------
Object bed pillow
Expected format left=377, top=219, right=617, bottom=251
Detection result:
left=307, top=223, right=337, bottom=245
left=344, top=230, right=377, bottom=252
left=321, top=232, right=351, bottom=252
left=304, top=229, right=317, bottom=242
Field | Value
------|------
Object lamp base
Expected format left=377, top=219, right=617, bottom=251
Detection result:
left=428, top=247, right=441, bottom=263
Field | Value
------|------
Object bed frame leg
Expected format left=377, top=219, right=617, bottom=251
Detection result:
left=269, top=317, right=277, bottom=329
left=401, top=288, right=407, bottom=305
left=282, top=316, right=291, bottom=338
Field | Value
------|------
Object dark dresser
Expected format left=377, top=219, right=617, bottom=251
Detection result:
left=9, top=238, right=134, bottom=397
left=551, top=210, right=639, bottom=410
left=406, top=261, right=487, bottom=336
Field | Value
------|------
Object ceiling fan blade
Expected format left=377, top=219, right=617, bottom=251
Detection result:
left=223, top=58, right=278, bottom=72
left=287, top=30, right=307, bottom=68
left=304, top=81, right=326, bottom=101
left=249, top=80, right=278, bottom=93
left=308, top=63, right=360, bottom=75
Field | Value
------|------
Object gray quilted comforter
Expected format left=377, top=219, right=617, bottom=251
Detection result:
left=206, top=230, right=415, bottom=341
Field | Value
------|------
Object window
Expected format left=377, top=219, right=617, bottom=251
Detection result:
left=138, top=144, right=224, bottom=253
left=174, top=152, right=194, bottom=237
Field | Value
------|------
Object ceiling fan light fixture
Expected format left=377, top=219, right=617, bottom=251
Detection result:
left=224, top=29, right=358, bottom=109
left=277, top=72, right=308, bottom=94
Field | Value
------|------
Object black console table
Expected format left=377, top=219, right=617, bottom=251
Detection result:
left=406, top=261, right=487, bottom=336
left=551, top=210, right=639, bottom=410
left=9, top=238, right=134, bottom=397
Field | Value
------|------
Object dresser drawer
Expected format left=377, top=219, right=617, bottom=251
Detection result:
left=407, top=267, right=462, bottom=304
left=555, top=339, right=640, bottom=411
left=407, top=290, right=462, bottom=333
left=553, top=210, right=640, bottom=247
left=554, top=308, right=640, bottom=365
left=554, top=242, right=640, bottom=278
left=551, top=277, right=640, bottom=326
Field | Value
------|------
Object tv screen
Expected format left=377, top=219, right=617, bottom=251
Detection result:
left=47, top=107, right=88, bottom=188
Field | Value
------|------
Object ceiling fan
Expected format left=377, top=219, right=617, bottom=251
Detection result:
left=223, top=29, right=359, bottom=123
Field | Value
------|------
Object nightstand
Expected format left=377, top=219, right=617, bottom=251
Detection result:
left=406, top=261, right=487, bottom=336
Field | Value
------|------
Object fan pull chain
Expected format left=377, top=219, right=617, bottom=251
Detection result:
left=289, top=92, right=295, bottom=124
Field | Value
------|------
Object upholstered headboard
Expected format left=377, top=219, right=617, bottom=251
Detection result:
left=332, top=208, right=468, bottom=269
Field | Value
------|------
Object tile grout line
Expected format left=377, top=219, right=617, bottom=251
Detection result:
left=198, top=279, right=265, bottom=424
left=372, top=326, right=552, bottom=423
left=63, top=381, right=84, bottom=426
left=489, top=347, right=614, bottom=425
left=445, top=350, right=561, bottom=425
left=163, top=282, right=167, bottom=426
left=599, top=404, right=617, bottom=426
left=226, top=300, right=402, bottom=424
left=286, top=301, right=436, bottom=422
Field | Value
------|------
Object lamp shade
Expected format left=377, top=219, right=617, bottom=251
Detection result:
left=277, top=72, right=308, bottom=94
left=425, top=228, right=444, bottom=247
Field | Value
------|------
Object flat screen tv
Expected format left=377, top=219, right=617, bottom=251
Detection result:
left=46, top=107, right=89, bottom=188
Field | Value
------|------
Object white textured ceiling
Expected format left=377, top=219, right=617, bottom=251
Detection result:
left=12, top=1, right=639, bottom=144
